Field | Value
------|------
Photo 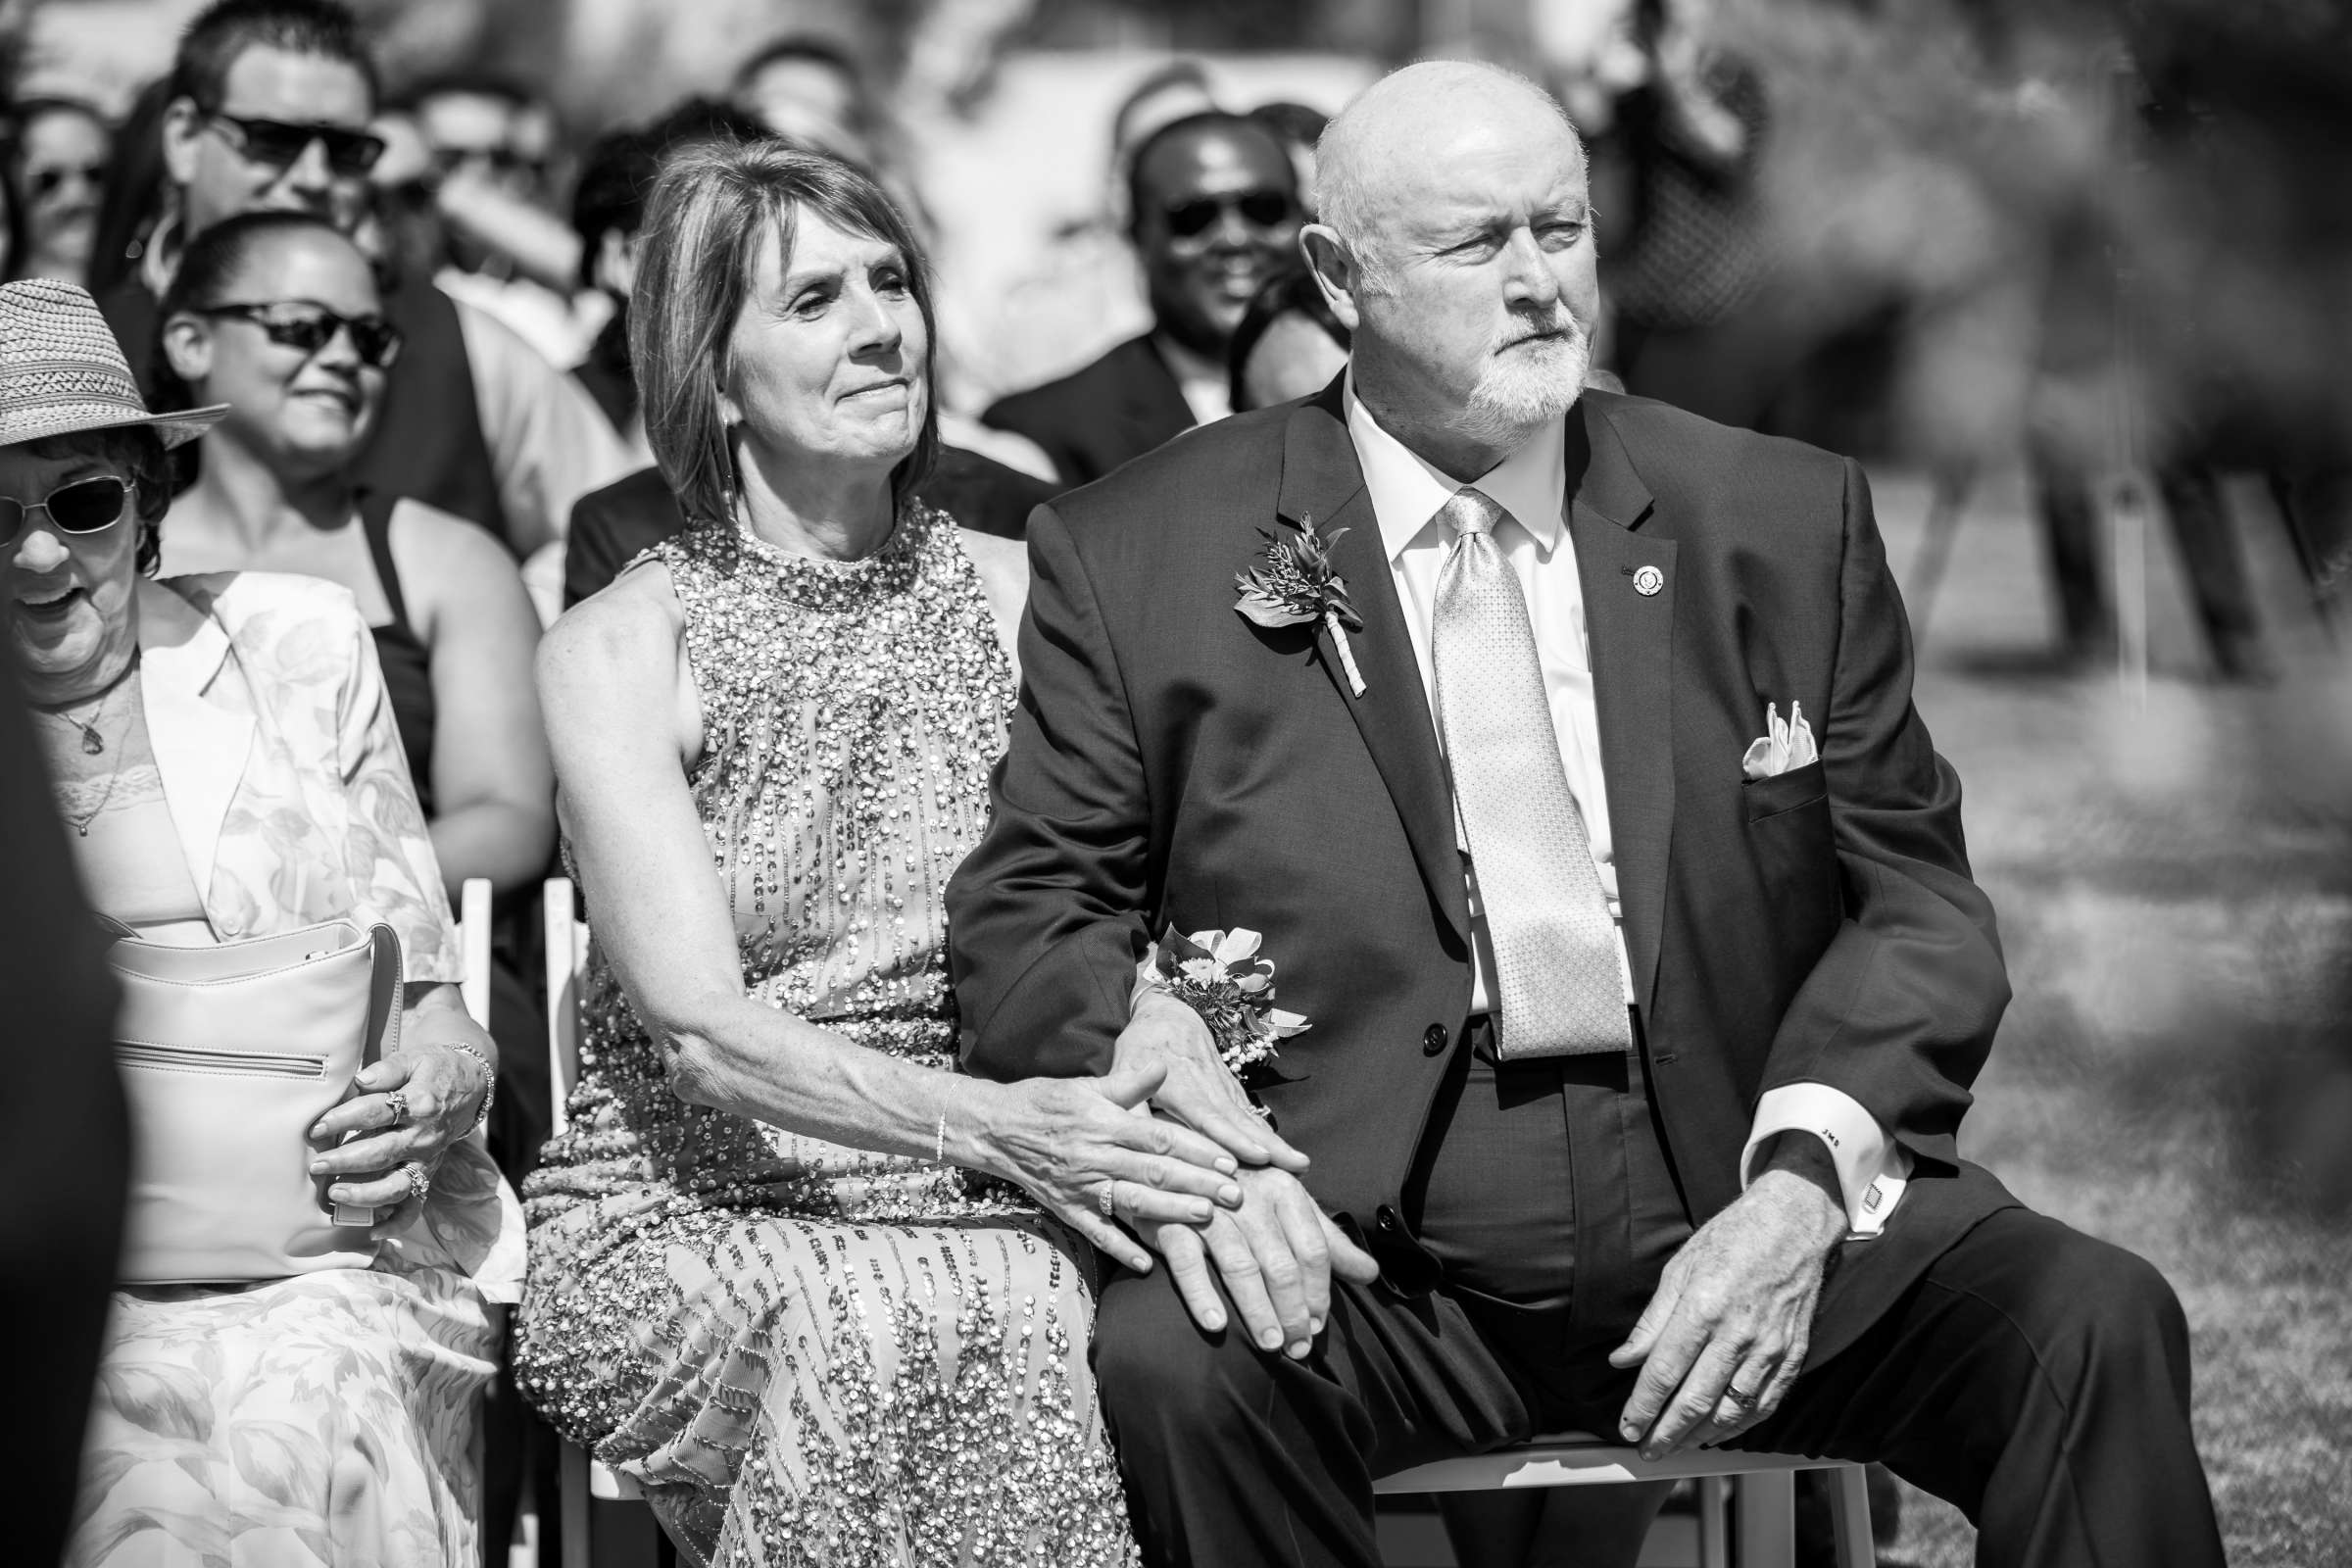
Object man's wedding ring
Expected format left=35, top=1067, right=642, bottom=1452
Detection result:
left=384, top=1090, right=408, bottom=1128
left=1098, top=1183, right=1117, bottom=1218
left=403, top=1162, right=431, bottom=1202
left=1725, top=1386, right=1761, bottom=1412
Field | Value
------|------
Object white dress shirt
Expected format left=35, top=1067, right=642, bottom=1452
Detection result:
left=1345, top=385, right=1909, bottom=1237
left=1154, top=332, right=1234, bottom=427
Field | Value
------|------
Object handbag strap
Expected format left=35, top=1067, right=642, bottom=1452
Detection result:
left=364, top=923, right=403, bottom=1068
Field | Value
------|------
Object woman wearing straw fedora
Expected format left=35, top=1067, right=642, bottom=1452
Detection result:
left=1, top=276, right=521, bottom=1566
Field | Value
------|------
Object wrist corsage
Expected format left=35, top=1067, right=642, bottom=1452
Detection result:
left=1146, top=927, right=1311, bottom=1076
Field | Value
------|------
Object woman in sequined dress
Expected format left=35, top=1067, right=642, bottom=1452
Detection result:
left=516, top=143, right=1242, bottom=1567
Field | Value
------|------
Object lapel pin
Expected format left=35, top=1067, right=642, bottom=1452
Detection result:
left=1633, top=564, right=1664, bottom=597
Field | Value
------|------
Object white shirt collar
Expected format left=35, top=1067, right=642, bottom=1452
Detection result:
left=1345, top=373, right=1568, bottom=564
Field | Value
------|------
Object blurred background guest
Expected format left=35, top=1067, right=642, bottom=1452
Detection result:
left=5, top=95, right=111, bottom=283
left=95, top=0, right=628, bottom=564
left=1225, top=264, right=1348, bottom=414
left=84, top=79, right=176, bottom=300
left=565, top=94, right=770, bottom=459
left=981, top=107, right=1299, bottom=485
left=731, top=31, right=872, bottom=161
left=408, top=71, right=610, bottom=371
left=1541, top=0, right=1775, bottom=429
left=1248, top=97, right=1326, bottom=212
left=0, top=275, right=515, bottom=1568
left=151, top=208, right=554, bottom=1190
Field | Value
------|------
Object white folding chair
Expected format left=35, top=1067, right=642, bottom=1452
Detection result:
left=1376, top=1434, right=1873, bottom=1568
left=458, top=878, right=495, bottom=1028
left=542, top=878, right=653, bottom=1568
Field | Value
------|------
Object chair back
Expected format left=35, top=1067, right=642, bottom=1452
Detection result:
left=457, top=878, right=494, bottom=1028
left=542, top=877, right=591, bottom=1139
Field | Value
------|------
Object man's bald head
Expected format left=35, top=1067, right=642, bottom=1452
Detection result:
left=1299, top=60, right=1600, bottom=480
left=1314, top=61, right=1583, bottom=289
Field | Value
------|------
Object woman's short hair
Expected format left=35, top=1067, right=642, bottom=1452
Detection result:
left=20, top=428, right=174, bottom=577
left=630, top=140, right=940, bottom=525
left=1227, top=266, right=1351, bottom=414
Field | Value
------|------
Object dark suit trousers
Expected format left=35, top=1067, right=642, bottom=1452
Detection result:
left=1093, top=1026, right=2224, bottom=1568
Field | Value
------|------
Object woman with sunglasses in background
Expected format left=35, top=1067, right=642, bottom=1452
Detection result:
left=5, top=96, right=112, bottom=283
left=0, top=275, right=520, bottom=1564
left=153, top=210, right=558, bottom=1188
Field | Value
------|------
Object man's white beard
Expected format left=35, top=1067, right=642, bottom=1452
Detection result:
left=1461, top=318, right=1592, bottom=452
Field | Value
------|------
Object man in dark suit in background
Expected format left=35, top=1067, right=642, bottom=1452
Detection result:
left=948, top=62, right=2223, bottom=1568
left=981, top=111, right=1301, bottom=487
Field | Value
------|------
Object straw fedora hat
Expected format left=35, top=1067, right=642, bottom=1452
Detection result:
left=0, top=278, right=228, bottom=450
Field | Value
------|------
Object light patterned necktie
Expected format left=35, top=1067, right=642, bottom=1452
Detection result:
left=1432, top=487, right=1632, bottom=1058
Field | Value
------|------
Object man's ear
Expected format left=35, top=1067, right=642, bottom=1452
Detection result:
left=160, top=96, right=205, bottom=192
left=1298, top=223, right=1362, bottom=334
left=158, top=313, right=213, bottom=386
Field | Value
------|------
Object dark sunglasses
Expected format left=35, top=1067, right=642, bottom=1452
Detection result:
left=206, top=112, right=386, bottom=177
left=0, top=476, right=135, bottom=542
left=194, top=302, right=405, bottom=369
left=28, top=162, right=106, bottom=197
left=1162, top=190, right=1296, bottom=239
left=431, top=144, right=537, bottom=175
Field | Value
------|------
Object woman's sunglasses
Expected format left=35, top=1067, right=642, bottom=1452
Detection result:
left=28, top=162, right=106, bottom=197
left=205, top=113, right=386, bottom=178
left=193, top=302, right=405, bottom=369
left=1, top=476, right=135, bottom=543
left=1162, top=190, right=1297, bottom=239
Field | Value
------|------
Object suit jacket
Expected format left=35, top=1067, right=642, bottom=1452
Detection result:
left=981, top=331, right=1197, bottom=488
left=101, top=272, right=509, bottom=545
left=948, top=383, right=2017, bottom=1365
left=562, top=450, right=1056, bottom=610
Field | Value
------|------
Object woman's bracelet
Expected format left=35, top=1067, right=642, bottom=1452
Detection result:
left=445, top=1038, right=496, bottom=1136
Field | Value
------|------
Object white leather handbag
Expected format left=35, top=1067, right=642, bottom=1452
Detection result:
left=106, top=918, right=402, bottom=1284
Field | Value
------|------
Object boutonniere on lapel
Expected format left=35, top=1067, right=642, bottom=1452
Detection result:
left=1147, top=927, right=1311, bottom=1077
left=1234, top=514, right=1368, bottom=697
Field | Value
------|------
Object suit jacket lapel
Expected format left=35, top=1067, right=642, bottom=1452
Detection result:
left=136, top=576, right=254, bottom=900
left=1129, top=334, right=1201, bottom=446
left=1565, top=401, right=1674, bottom=1014
left=1277, top=389, right=1470, bottom=945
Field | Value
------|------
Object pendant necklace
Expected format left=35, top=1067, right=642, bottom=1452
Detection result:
left=38, top=662, right=136, bottom=756
left=43, top=668, right=137, bottom=836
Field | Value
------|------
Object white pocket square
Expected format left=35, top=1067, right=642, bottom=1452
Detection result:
left=1741, top=701, right=1818, bottom=780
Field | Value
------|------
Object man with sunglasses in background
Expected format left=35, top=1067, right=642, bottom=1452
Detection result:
left=96, top=0, right=628, bottom=567
left=983, top=110, right=1303, bottom=488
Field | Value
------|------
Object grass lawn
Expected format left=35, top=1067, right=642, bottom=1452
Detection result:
left=1872, top=472, right=2352, bottom=1567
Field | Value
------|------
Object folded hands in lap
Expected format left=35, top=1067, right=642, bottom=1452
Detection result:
left=985, top=1062, right=1247, bottom=1273
left=1114, top=996, right=1379, bottom=1358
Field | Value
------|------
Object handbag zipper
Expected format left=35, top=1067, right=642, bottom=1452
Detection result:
left=116, top=1041, right=326, bottom=1078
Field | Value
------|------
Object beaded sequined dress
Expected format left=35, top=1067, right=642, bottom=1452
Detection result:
left=515, top=506, right=1139, bottom=1568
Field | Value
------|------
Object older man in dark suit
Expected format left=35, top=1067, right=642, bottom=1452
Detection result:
left=948, top=62, right=2223, bottom=1568
left=981, top=110, right=1302, bottom=487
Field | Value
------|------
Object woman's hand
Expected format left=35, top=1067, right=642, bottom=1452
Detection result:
left=1116, top=989, right=1311, bottom=1174
left=309, top=1004, right=494, bottom=1232
left=981, top=1063, right=1246, bottom=1274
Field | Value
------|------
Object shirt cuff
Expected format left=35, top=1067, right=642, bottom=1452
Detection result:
left=1740, top=1083, right=1913, bottom=1239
